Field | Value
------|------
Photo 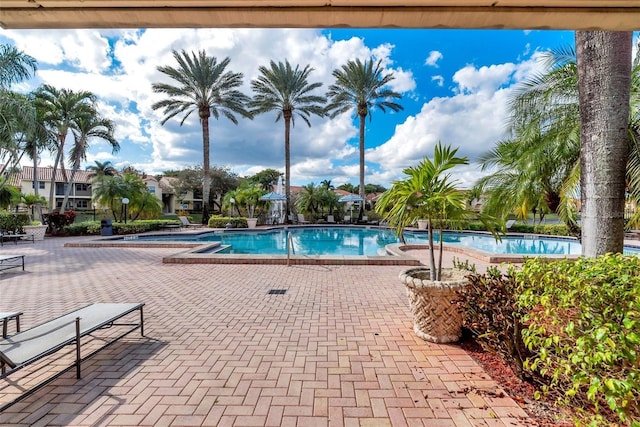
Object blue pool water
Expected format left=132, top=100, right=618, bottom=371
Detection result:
left=135, top=227, right=640, bottom=257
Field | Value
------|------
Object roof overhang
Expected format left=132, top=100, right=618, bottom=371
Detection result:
left=1, top=1, right=640, bottom=30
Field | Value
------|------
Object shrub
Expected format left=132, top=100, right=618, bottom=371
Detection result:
left=0, top=211, right=30, bottom=233
left=517, top=255, right=640, bottom=425
left=455, top=267, right=531, bottom=378
left=208, top=215, right=246, bottom=228
left=44, top=211, right=76, bottom=234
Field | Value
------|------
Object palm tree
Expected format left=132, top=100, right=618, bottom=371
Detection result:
left=576, top=31, right=632, bottom=256
left=60, top=115, right=119, bottom=213
left=295, top=182, right=323, bottom=217
left=326, top=58, right=403, bottom=219
left=34, top=84, right=96, bottom=211
left=0, top=44, right=37, bottom=89
left=477, top=41, right=639, bottom=245
left=152, top=49, right=252, bottom=223
left=376, top=143, right=499, bottom=280
left=249, top=60, right=326, bottom=223
left=87, top=160, right=118, bottom=178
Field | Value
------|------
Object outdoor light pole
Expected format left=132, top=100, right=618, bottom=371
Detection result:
left=122, top=198, right=129, bottom=224
left=230, top=198, right=235, bottom=217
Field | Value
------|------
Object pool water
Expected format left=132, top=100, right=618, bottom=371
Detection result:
left=139, top=227, right=640, bottom=257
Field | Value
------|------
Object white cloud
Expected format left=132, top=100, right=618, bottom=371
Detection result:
left=431, top=75, right=444, bottom=87
left=425, top=50, right=443, bottom=67
left=368, top=56, right=539, bottom=188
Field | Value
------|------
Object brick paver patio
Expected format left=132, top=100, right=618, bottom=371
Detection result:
left=0, top=235, right=531, bottom=426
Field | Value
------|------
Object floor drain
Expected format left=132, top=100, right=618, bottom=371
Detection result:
left=268, top=289, right=287, bottom=295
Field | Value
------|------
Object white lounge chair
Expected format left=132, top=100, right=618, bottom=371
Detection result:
left=179, top=216, right=204, bottom=228
left=326, top=215, right=336, bottom=224
left=343, top=215, right=351, bottom=224
left=297, top=214, right=311, bottom=224
left=505, top=219, right=516, bottom=230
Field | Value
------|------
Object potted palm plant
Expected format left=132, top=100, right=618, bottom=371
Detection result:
left=375, top=143, right=500, bottom=343
left=20, top=193, right=49, bottom=240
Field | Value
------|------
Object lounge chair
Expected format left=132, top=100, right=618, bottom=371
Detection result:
left=0, top=303, right=144, bottom=411
left=326, top=215, right=336, bottom=224
left=179, top=216, right=204, bottom=228
left=343, top=215, right=351, bottom=224
left=505, top=219, right=516, bottom=230
left=297, top=214, right=311, bottom=224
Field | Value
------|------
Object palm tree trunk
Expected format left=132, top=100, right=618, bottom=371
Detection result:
left=284, top=114, right=292, bottom=223
left=49, top=132, right=65, bottom=211
left=60, top=166, right=78, bottom=214
left=201, top=115, right=211, bottom=224
left=576, top=31, right=632, bottom=257
left=358, top=112, right=366, bottom=221
left=427, top=220, right=437, bottom=281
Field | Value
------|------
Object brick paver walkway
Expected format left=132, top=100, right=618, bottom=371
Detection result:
left=0, top=235, right=530, bottom=426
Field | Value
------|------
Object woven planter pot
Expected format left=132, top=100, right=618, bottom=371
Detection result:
left=23, top=225, right=48, bottom=241
left=399, top=267, right=468, bottom=343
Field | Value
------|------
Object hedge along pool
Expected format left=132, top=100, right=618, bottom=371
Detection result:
left=110, top=226, right=640, bottom=257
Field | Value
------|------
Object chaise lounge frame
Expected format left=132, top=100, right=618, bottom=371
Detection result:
left=0, top=302, right=144, bottom=411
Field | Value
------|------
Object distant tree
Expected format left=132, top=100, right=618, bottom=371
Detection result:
left=320, top=179, right=334, bottom=190
left=152, top=50, right=252, bottom=223
left=87, top=160, right=118, bottom=178
left=35, top=85, right=97, bottom=210
left=296, top=183, right=323, bottom=216
left=337, top=183, right=357, bottom=194
left=364, top=183, right=386, bottom=194
left=249, top=60, right=326, bottom=223
left=61, top=115, right=119, bottom=213
left=326, top=58, right=403, bottom=217
left=210, top=166, right=241, bottom=212
left=248, top=168, right=282, bottom=192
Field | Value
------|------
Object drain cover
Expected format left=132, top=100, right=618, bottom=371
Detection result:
left=268, top=289, right=287, bottom=295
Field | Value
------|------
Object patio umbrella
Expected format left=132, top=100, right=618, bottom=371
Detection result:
left=338, top=194, right=364, bottom=203
left=261, top=191, right=287, bottom=201
left=338, top=194, right=364, bottom=221
left=261, top=191, right=287, bottom=224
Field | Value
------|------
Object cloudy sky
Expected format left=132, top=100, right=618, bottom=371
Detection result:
left=2, top=27, right=628, bottom=189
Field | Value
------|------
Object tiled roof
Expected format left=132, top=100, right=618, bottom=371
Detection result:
left=20, top=166, right=93, bottom=184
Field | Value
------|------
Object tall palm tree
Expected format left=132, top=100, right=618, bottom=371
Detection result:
left=326, top=58, right=403, bottom=218
left=248, top=60, right=326, bottom=223
left=34, top=84, right=96, bottom=211
left=152, top=49, right=252, bottom=223
left=60, top=115, right=119, bottom=213
left=477, top=41, right=639, bottom=245
left=576, top=31, right=632, bottom=256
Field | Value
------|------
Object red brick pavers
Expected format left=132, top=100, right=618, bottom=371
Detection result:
left=0, top=236, right=531, bottom=426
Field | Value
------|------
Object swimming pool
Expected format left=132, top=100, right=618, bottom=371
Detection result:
left=129, top=226, right=640, bottom=257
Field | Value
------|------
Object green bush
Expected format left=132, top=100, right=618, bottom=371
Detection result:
left=208, top=216, right=247, bottom=228
left=517, top=255, right=640, bottom=425
left=64, top=220, right=184, bottom=236
left=455, top=267, right=531, bottom=378
left=0, top=211, right=30, bottom=233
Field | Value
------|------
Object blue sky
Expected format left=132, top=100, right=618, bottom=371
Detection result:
left=0, top=28, right=616, bottom=189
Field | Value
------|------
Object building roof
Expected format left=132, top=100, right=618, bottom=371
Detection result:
left=19, top=166, right=93, bottom=184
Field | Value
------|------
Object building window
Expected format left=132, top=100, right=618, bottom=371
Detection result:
left=148, top=185, right=156, bottom=193
left=31, top=182, right=46, bottom=189
left=76, top=200, right=88, bottom=209
left=76, top=183, right=88, bottom=191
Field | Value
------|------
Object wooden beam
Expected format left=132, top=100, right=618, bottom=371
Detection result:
left=2, top=4, right=640, bottom=30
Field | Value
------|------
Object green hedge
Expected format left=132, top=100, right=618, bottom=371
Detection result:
left=463, top=221, right=571, bottom=236
left=0, top=211, right=31, bottom=233
left=64, top=220, right=187, bottom=236
left=460, top=255, right=640, bottom=426
left=207, top=216, right=247, bottom=228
